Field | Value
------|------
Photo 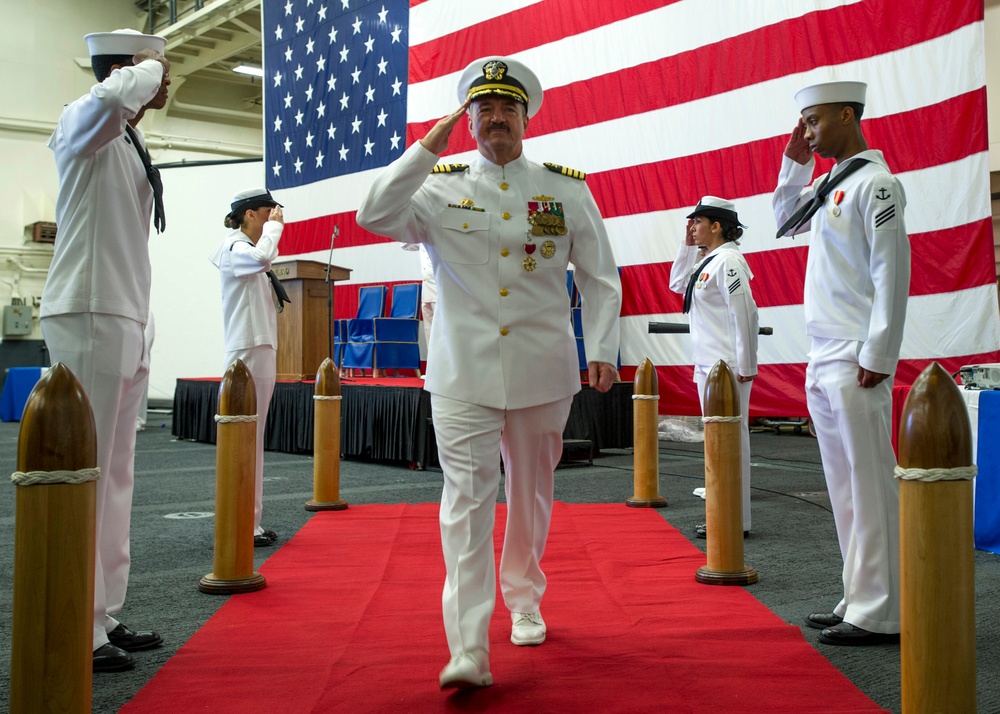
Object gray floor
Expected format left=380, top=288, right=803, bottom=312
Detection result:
left=0, top=411, right=997, bottom=713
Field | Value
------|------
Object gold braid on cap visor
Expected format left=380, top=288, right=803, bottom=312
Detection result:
left=467, top=84, right=528, bottom=106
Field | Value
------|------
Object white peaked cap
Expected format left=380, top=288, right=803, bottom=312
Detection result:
left=457, top=56, right=543, bottom=118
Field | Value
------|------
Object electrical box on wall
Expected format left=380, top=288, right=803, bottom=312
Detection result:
left=3, top=305, right=33, bottom=336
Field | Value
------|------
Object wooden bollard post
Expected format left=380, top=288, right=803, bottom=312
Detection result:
left=306, top=357, right=348, bottom=511
left=897, top=362, right=976, bottom=713
left=695, top=360, right=757, bottom=586
left=200, top=359, right=266, bottom=594
left=627, top=358, right=667, bottom=508
left=10, top=363, right=97, bottom=714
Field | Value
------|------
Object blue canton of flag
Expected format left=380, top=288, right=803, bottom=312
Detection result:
left=263, top=0, right=409, bottom=189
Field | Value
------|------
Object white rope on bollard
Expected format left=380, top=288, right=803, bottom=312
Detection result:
left=313, top=395, right=342, bottom=401
left=11, top=467, right=102, bottom=486
left=214, top=414, right=258, bottom=423
left=894, top=465, right=977, bottom=482
left=632, top=394, right=660, bottom=401
left=702, top=415, right=743, bottom=423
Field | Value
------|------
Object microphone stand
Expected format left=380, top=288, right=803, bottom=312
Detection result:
left=325, top=226, right=338, bottom=364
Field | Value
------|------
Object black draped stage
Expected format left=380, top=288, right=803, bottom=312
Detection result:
left=173, top=378, right=634, bottom=468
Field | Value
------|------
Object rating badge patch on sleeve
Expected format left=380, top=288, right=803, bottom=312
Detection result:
left=726, top=266, right=744, bottom=296
left=872, top=181, right=898, bottom=231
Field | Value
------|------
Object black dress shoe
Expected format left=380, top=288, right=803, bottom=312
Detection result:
left=254, top=533, right=275, bottom=547
left=817, top=622, right=900, bottom=646
left=805, top=612, right=843, bottom=630
left=261, top=529, right=278, bottom=541
left=93, top=643, right=134, bottom=672
left=694, top=523, right=749, bottom=539
left=108, top=623, right=163, bottom=652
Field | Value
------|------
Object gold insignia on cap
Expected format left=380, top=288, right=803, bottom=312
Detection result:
left=483, top=60, right=507, bottom=81
left=544, top=162, right=586, bottom=180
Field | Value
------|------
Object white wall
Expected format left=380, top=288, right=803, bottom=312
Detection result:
left=0, top=0, right=262, bottom=347
left=148, top=160, right=264, bottom=404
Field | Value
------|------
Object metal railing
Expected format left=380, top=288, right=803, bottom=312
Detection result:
left=144, top=0, right=207, bottom=34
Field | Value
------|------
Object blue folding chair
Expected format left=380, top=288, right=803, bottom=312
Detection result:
left=341, top=285, right=388, bottom=376
left=332, top=319, right=348, bottom=368
left=372, top=283, right=422, bottom=377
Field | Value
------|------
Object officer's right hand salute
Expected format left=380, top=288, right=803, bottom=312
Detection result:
left=420, top=98, right=473, bottom=156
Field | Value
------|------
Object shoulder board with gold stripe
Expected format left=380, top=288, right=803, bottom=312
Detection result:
left=544, top=162, right=586, bottom=180
left=431, top=164, right=469, bottom=174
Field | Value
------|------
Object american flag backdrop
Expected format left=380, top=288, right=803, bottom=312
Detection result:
left=262, top=0, right=1000, bottom=416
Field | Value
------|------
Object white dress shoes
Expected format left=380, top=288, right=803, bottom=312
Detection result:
left=510, top=611, right=546, bottom=646
left=439, top=649, right=492, bottom=690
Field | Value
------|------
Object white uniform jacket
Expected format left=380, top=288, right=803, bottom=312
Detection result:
left=773, top=150, right=910, bottom=375
left=669, top=242, right=759, bottom=378
left=210, top=222, right=283, bottom=352
left=357, top=142, right=622, bottom=410
left=43, top=60, right=164, bottom=324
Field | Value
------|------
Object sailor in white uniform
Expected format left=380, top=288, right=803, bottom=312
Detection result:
left=773, top=81, right=910, bottom=646
left=669, top=197, right=758, bottom=537
left=210, top=188, right=287, bottom=548
left=357, top=56, right=622, bottom=690
left=42, top=28, right=170, bottom=672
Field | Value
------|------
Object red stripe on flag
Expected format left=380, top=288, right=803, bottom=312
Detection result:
left=408, top=0, right=677, bottom=83
left=406, top=0, right=980, bottom=150
left=587, top=90, right=986, bottom=220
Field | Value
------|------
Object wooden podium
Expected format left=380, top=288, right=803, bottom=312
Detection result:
left=271, top=260, right=351, bottom=381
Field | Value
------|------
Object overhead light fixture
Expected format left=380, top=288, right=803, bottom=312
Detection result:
left=233, top=65, right=264, bottom=77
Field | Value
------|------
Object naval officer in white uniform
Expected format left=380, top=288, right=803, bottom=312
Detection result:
left=42, top=28, right=170, bottom=672
left=356, top=56, right=622, bottom=689
left=211, top=188, right=286, bottom=548
left=773, top=81, right=910, bottom=646
left=669, top=197, right=758, bottom=538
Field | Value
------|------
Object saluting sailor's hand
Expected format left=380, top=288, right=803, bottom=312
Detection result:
left=420, top=98, right=473, bottom=156
left=269, top=206, right=284, bottom=225
left=684, top=218, right=696, bottom=246
left=784, top=118, right=813, bottom=165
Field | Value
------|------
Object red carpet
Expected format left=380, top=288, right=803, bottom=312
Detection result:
left=123, top=504, right=886, bottom=713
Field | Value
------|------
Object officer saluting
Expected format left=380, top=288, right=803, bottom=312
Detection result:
left=356, top=56, right=622, bottom=689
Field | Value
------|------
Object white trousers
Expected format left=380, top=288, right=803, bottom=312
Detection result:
left=42, top=313, right=150, bottom=650
left=431, top=394, right=574, bottom=657
left=806, top=338, right=900, bottom=633
left=223, top=346, right=276, bottom=536
left=695, top=366, right=752, bottom=531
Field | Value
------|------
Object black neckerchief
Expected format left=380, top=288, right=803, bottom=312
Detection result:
left=124, top=124, right=165, bottom=233
left=775, top=157, right=870, bottom=238
left=682, top=253, right=716, bottom=314
left=230, top=239, right=291, bottom=310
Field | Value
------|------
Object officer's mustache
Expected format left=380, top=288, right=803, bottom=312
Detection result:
left=487, top=123, right=510, bottom=132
